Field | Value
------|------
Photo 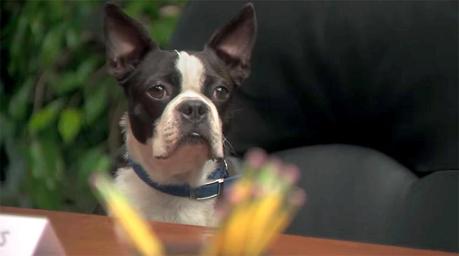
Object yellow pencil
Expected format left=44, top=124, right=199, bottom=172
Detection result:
left=221, top=201, right=254, bottom=254
left=250, top=190, right=305, bottom=256
left=91, top=173, right=165, bottom=256
left=203, top=149, right=305, bottom=256
left=203, top=152, right=266, bottom=256
left=243, top=162, right=293, bottom=254
left=202, top=180, right=254, bottom=256
left=219, top=161, right=278, bottom=255
left=244, top=191, right=283, bottom=255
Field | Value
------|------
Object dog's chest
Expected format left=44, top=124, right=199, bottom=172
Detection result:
left=114, top=167, right=217, bottom=226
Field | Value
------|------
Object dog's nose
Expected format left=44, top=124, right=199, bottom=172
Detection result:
left=178, top=100, right=208, bottom=122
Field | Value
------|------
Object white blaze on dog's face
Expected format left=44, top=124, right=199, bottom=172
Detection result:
left=104, top=3, right=256, bottom=181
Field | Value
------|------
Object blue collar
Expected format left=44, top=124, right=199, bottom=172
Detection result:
left=128, top=159, right=240, bottom=200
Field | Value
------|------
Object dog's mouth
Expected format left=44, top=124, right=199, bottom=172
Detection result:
left=180, top=131, right=209, bottom=145
left=155, top=131, right=212, bottom=159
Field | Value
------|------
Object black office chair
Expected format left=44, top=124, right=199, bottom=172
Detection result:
left=274, top=145, right=458, bottom=251
left=389, top=171, right=458, bottom=251
left=169, top=1, right=458, bottom=251
left=275, top=145, right=414, bottom=244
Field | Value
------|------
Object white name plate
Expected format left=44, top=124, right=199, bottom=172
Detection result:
left=0, top=214, right=65, bottom=256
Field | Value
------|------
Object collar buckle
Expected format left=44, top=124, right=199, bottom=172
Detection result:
left=190, top=178, right=225, bottom=200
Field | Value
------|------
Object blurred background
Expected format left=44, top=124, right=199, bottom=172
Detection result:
left=0, top=1, right=186, bottom=212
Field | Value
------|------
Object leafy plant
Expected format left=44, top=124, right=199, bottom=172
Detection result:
left=0, top=1, right=184, bottom=212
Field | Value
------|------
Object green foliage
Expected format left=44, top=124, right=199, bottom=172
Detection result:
left=1, top=1, right=185, bottom=212
left=58, top=108, right=83, bottom=144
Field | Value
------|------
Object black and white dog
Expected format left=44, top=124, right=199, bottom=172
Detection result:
left=104, top=3, right=256, bottom=226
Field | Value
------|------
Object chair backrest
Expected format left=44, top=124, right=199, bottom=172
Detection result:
left=275, top=145, right=458, bottom=251
left=275, top=145, right=415, bottom=244
left=389, top=171, right=458, bottom=251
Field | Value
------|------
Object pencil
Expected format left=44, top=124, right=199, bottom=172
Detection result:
left=91, top=173, right=165, bottom=256
left=250, top=190, right=306, bottom=256
left=243, top=166, right=285, bottom=254
left=202, top=149, right=305, bottom=256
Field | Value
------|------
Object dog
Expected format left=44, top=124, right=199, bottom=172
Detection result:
left=103, top=3, right=257, bottom=226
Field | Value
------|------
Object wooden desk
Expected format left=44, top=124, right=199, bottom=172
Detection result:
left=1, top=206, right=456, bottom=255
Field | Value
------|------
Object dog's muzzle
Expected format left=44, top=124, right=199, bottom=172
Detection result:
left=175, top=99, right=212, bottom=144
left=152, top=96, right=224, bottom=159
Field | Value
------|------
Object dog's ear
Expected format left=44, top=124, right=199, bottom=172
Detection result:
left=104, top=3, right=156, bottom=80
left=206, top=3, right=257, bottom=85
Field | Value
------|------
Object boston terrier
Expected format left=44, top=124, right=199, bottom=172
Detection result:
left=104, top=3, right=257, bottom=226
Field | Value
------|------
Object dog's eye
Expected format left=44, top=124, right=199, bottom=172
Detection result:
left=147, top=84, right=167, bottom=100
left=213, top=86, right=229, bottom=101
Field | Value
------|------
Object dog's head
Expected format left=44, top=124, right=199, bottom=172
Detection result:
left=104, top=3, right=256, bottom=180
